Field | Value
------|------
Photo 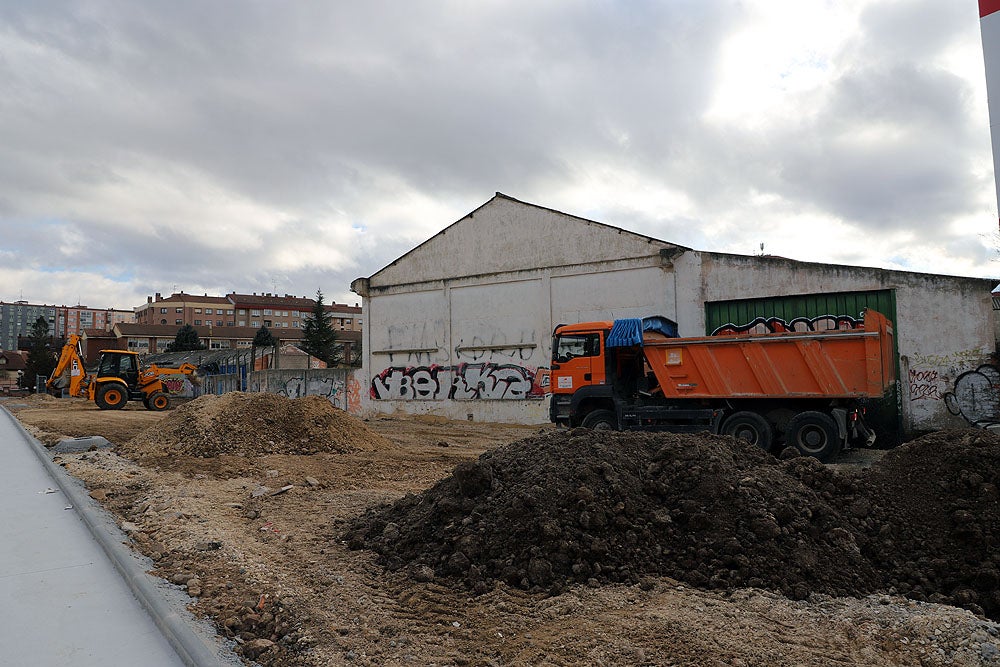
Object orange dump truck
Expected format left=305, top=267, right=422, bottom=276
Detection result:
left=549, top=309, right=896, bottom=461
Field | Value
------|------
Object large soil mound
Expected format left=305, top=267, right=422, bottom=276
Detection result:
left=121, top=392, right=391, bottom=459
left=859, top=429, right=1000, bottom=618
left=346, top=428, right=1000, bottom=619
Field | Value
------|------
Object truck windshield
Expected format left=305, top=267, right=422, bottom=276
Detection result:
left=554, top=333, right=600, bottom=363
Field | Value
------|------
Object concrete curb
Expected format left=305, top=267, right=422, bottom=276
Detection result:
left=1, top=406, right=234, bottom=667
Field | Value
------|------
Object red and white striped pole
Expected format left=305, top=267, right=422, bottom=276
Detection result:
left=980, top=1, right=1000, bottom=224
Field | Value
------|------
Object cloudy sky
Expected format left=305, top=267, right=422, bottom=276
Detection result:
left=1, top=0, right=997, bottom=311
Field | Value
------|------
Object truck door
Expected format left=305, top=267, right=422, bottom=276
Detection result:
left=552, top=331, right=605, bottom=393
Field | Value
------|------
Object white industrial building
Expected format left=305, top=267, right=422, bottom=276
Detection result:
left=351, top=193, right=999, bottom=437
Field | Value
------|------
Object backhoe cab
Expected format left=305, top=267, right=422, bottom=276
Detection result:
left=90, top=350, right=199, bottom=411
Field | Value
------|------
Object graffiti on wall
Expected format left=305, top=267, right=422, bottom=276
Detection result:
left=275, top=375, right=344, bottom=403
left=908, top=369, right=941, bottom=401
left=711, top=314, right=862, bottom=336
left=943, top=365, right=1000, bottom=428
left=454, top=334, right=537, bottom=362
left=161, top=377, right=187, bottom=394
left=371, top=363, right=549, bottom=400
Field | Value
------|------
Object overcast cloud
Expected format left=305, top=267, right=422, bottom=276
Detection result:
left=0, top=0, right=996, bottom=312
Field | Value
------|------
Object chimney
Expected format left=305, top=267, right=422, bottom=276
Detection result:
left=155, top=292, right=161, bottom=301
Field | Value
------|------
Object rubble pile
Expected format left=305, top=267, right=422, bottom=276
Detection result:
left=346, top=428, right=1000, bottom=619
left=121, top=392, right=391, bottom=460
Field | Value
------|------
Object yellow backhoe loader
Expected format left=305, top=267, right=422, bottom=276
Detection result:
left=47, top=334, right=200, bottom=411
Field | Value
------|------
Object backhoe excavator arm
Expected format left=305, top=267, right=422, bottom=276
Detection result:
left=46, top=334, right=91, bottom=397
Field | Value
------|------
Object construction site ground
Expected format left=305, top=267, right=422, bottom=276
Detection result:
left=5, top=392, right=1000, bottom=667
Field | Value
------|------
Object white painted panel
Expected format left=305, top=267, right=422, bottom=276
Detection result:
left=368, top=290, right=447, bottom=365
left=551, top=266, right=672, bottom=324
left=450, top=279, right=544, bottom=365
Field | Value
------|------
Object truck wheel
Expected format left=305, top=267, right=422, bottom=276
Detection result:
left=147, top=392, right=170, bottom=411
left=786, top=411, right=840, bottom=462
left=721, top=411, right=773, bottom=451
left=95, top=383, right=128, bottom=410
left=581, top=409, right=618, bottom=430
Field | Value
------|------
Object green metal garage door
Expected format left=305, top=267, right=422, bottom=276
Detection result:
left=704, top=289, right=901, bottom=443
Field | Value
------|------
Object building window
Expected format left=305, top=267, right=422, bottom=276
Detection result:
left=160, top=319, right=167, bottom=325
left=160, top=308, right=168, bottom=314
left=205, top=308, right=213, bottom=315
left=238, top=320, right=246, bottom=327
left=226, top=309, right=234, bottom=315
left=251, top=321, right=259, bottom=327
left=216, top=320, right=223, bottom=326
left=263, top=309, right=272, bottom=316
left=175, top=308, right=182, bottom=313
left=292, top=321, right=299, bottom=328
left=194, top=320, right=202, bottom=325
left=194, top=308, right=202, bottom=314
left=175, top=319, right=182, bottom=325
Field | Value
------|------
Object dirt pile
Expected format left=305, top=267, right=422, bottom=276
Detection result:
left=346, top=428, right=1000, bottom=619
left=120, top=392, right=392, bottom=460
left=346, top=430, right=880, bottom=600
left=859, top=429, right=1000, bottom=618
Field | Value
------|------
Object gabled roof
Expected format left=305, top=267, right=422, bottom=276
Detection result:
left=359, top=193, right=689, bottom=290
left=0, top=350, right=26, bottom=370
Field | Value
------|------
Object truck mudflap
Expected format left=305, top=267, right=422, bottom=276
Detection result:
left=829, top=407, right=877, bottom=450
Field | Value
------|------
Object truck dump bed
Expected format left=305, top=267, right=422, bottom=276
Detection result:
left=642, top=309, right=895, bottom=399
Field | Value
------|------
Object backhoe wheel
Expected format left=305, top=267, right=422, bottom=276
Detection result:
left=581, top=409, right=618, bottom=431
left=786, top=411, right=840, bottom=462
left=95, top=383, right=128, bottom=410
left=147, top=392, right=170, bottom=411
left=721, top=411, right=773, bottom=451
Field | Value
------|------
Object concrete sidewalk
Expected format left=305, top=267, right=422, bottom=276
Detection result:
left=0, top=403, right=236, bottom=666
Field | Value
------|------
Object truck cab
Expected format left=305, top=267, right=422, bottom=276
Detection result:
left=549, top=322, right=611, bottom=427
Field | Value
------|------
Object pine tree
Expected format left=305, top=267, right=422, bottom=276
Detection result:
left=167, top=324, right=204, bottom=352
left=302, top=289, right=339, bottom=366
left=22, top=316, right=56, bottom=390
left=253, top=325, right=278, bottom=349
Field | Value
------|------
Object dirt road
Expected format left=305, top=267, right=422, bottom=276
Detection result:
left=5, top=393, right=1000, bottom=667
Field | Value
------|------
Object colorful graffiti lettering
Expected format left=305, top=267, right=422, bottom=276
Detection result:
left=371, top=364, right=547, bottom=400
left=160, top=377, right=187, bottom=393
left=908, top=369, right=941, bottom=401
left=943, top=365, right=1000, bottom=428
left=712, top=314, right=862, bottom=336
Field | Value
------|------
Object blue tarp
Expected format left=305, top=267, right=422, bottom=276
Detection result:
left=606, top=316, right=678, bottom=347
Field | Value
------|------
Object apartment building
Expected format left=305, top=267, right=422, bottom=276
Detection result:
left=1, top=300, right=130, bottom=350
left=135, top=292, right=363, bottom=333
left=134, top=293, right=237, bottom=327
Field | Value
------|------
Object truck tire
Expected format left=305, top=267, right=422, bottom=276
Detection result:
left=721, top=411, right=773, bottom=451
left=95, top=383, right=128, bottom=410
left=785, top=411, right=840, bottom=462
left=581, top=409, right=618, bottom=430
left=147, top=392, right=170, bottom=411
